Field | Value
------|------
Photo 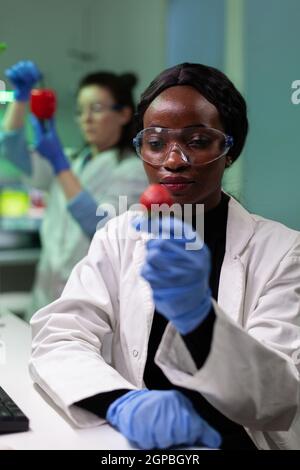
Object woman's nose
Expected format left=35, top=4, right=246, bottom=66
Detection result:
left=163, top=144, right=190, bottom=170
left=81, top=110, right=93, bottom=122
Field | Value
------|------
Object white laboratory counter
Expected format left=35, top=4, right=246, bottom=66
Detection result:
left=0, top=311, right=135, bottom=450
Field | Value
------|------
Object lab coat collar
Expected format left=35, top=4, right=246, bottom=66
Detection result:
left=217, top=196, right=256, bottom=323
left=226, top=196, right=256, bottom=257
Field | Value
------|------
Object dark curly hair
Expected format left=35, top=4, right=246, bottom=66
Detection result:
left=135, top=63, right=248, bottom=162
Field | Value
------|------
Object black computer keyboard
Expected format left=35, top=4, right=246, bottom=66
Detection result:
left=0, top=387, right=29, bottom=434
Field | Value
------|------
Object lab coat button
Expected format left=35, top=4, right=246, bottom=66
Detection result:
left=133, top=349, right=139, bottom=358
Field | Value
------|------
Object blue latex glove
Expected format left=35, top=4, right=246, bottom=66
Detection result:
left=5, top=61, right=42, bottom=101
left=106, top=389, right=221, bottom=449
left=133, top=215, right=212, bottom=335
left=30, top=115, right=70, bottom=174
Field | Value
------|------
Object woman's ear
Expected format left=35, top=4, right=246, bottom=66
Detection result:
left=225, top=156, right=233, bottom=168
left=119, top=106, right=132, bottom=126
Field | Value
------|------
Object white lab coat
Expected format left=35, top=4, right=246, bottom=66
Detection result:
left=30, top=197, right=300, bottom=450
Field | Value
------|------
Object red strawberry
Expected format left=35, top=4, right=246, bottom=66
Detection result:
left=140, top=184, right=174, bottom=211
left=30, top=89, right=56, bottom=120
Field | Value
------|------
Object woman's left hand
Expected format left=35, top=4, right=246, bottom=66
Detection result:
left=133, top=215, right=212, bottom=334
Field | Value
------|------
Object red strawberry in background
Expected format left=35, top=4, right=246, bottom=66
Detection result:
left=140, top=184, right=174, bottom=212
left=30, top=89, right=56, bottom=120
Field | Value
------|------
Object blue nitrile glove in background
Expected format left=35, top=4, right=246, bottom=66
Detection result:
left=106, top=389, right=221, bottom=449
left=30, top=115, right=70, bottom=174
left=5, top=60, right=42, bottom=101
left=133, top=215, right=212, bottom=335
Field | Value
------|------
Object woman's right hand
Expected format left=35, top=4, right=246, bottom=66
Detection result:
left=5, top=61, right=42, bottom=101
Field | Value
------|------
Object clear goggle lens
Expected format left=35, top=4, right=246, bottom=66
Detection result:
left=133, top=127, right=233, bottom=166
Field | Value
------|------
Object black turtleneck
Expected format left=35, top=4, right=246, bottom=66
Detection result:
left=76, top=193, right=256, bottom=450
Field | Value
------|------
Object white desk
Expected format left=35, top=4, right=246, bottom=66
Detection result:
left=0, top=311, right=135, bottom=450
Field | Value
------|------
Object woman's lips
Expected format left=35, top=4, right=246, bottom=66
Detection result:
left=160, top=181, right=194, bottom=192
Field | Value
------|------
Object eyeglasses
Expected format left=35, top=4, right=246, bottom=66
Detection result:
left=133, top=126, right=234, bottom=166
left=75, top=102, right=123, bottom=119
